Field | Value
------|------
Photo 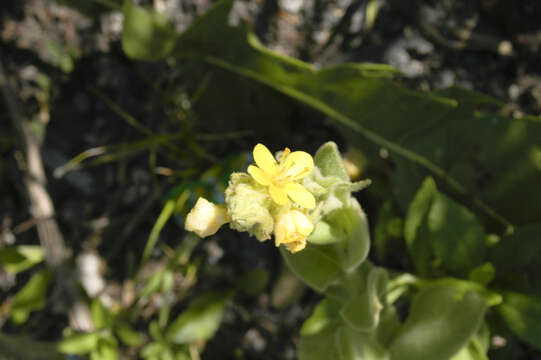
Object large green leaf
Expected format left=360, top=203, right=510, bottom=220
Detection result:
left=166, top=292, right=230, bottom=344
left=281, top=245, right=342, bottom=292
left=337, top=326, right=389, bottom=360
left=405, top=177, right=486, bottom=276
left=497, top=291, right=541, bottom=349
left=389, top=285, right=487, bottom=360
left=162, top=0, right=541, bottom=229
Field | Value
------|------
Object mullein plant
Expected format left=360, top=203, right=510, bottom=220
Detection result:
left=185, top=142, right=369, bottom=254
left=184, top=142, right=494, bottom=359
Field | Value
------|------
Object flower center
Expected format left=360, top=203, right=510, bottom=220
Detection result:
left=272, top=148, right=310, bottom=187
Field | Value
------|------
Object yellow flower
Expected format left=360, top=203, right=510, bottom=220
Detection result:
left=247, top=144, right=316, bottom=209
left=274, top=209, right=314, bottom=253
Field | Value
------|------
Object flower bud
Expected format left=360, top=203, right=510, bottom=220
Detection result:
left=185, top=197, right=229, bottom=238
left=274, top=209, right=314, bottom=253
left=225, top=173, right=274, bottom=241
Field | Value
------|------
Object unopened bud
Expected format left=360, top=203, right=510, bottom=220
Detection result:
left=185, top=197, right=229, bottom=238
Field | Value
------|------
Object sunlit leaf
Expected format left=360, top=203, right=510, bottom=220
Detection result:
left=10, top=269, right=52, bottom=324
left=166, top=291, right=230, bottom=344
left=389, top=285, right=487, bottom=360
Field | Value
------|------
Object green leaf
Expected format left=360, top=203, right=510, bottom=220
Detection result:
left=468, top=263, right=495, bottom=286
left=404, top=177, right=437, bottom=275
left=340, top=267, right=388, bottom=331
left=171, top=0, right=541, bottom=229
left=10, top=269, right=52, bottom=324
left=166, top=291, right=230, bottom=344
left=91, top=299, right=113, bottom=329
left=451, top=323, right=490, bottom=360
left=237, top=267, right=269, bottom=295
left=121, top=1, right=177, bottom=60
left=497, top=291, right=541, bottom=349
left=116, top=322, right=144, bottom=347
left=430, top=278, right=502, bottom=307
left=142, top=199, right=176, bottom=264
left=57, top=332, right=100, bottom=354
left=281, top=245, right=342, bottom=292
left=299, top=323, right=342, bottom=360
left=91, top=337, right=118, bottom=360
left=428, top=192, right=486, bottom=275
left=324, top=201, right=371, bottom=272
left=336, top=326, right=389, bottom=360
left=301, top=298, right=342, bottom=336
left=405, top=177, right=486, bottom=276
left=389, top=285, right=487, bottom=360
left=314, top=141, right=350, bottom=181
left=0, top=246, right=44, bottom=274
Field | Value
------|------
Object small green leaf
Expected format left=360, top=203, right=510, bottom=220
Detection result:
left=10, top=269, right=51, bottom=324
left=91, top=338, right=118, bottom=360
left=166, top=291, right=230, bottom=344
left=237, top=267, right=269, bottom=295
left=116, top=322, right=144, bottom=347
left=57, top=332, right=100, bottom=354
left=91, top=299, right=113, bottom=329
left=497, top=291, right=541, bottom=349
left=389, top=285, right=487, bottom=360
left=301, top=298, right=342, bottom=336
left=468, top=263, right=495, bottom=286
left=121, top=1, right=177, bottom=61
left=314, top=142, right=350, bottom=181
left=0, top=246, right=44, bottom=274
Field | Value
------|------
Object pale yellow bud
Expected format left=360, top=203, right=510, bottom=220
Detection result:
left=274, top=209, right=314, bottom=253
left=185, top=197, right=229, bottom=238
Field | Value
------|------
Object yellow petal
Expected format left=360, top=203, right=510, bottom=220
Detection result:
left=291, top=210, right=314, bottom=236
left=248, top=165, right=271, bottom=186
left=269, top=185, right=288, bottom=205
left=284, top=151, right=313, bottom=176
left=286, top=240, right=306, bottom=253
left=253, top=143, right=277, bottom=175
left=286, top=183, right=316, bottom=209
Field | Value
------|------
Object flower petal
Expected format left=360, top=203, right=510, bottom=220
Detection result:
left=253, top=144, right=277, bottom=175
left=286, top=183, right=316, bottom=209
left=248, top=165, right=271, bottom=186
left=286, top=240, right=306, bottom=253
left=269, top=185, right=288, bottom=205
left=284, top=151, right=313, bottom=173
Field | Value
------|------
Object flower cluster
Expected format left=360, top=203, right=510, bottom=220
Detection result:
left=185, top=143, right=317, bottom=253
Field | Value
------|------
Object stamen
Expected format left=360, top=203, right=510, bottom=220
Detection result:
left=280, top=148, right=291, bottom=168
